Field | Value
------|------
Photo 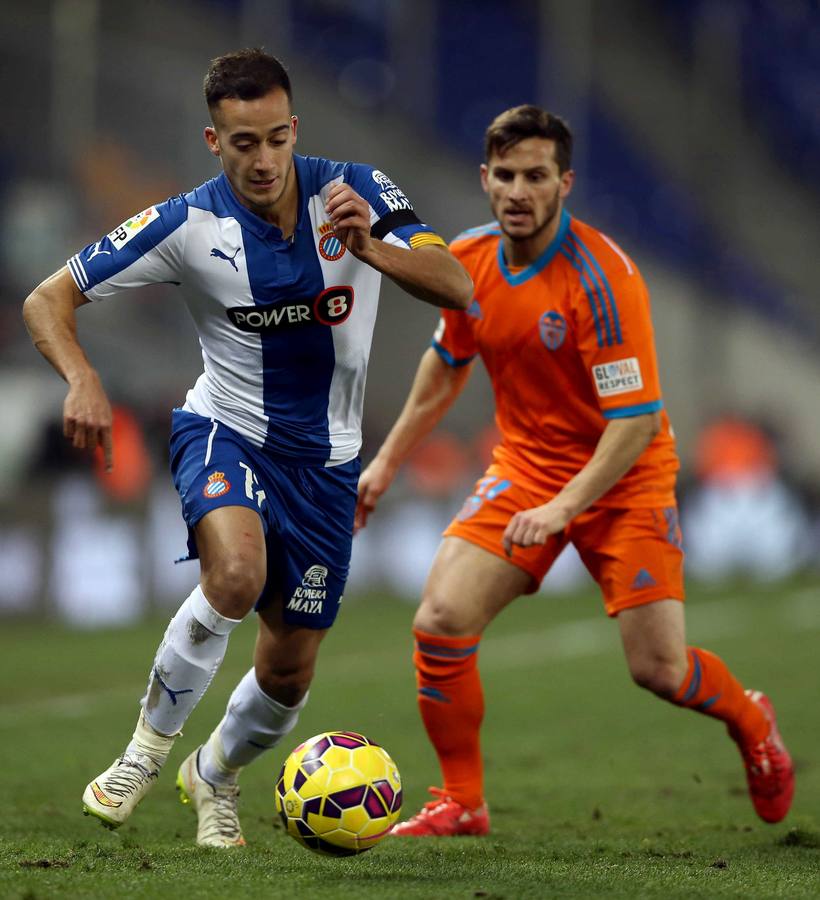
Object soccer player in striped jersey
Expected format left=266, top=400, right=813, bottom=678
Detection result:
left=23, top=49, right=472, bottom=847
left=357, top=105, right=794, bottom=836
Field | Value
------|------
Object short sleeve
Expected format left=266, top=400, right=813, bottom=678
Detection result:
left=66, top=195, right=189, bottom=300
left=431, top=309, right=478, bottom=368
left=343, top=164, right=445, bottom=250
left=575, top=262, right=665, bottom=419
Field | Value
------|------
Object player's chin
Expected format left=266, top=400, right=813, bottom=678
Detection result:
left=502, top=220, right=537, bottom=241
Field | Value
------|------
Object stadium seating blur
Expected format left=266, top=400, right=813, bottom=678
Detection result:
left=0, top=0, right=817, bottom=622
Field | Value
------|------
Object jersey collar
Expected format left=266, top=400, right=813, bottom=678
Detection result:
left=496, top=208, right=571, bottom=286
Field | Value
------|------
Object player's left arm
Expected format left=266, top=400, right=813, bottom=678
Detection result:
left=324, top=182, right=472, bottom=310
left=502, top=412, right=660, bottom=555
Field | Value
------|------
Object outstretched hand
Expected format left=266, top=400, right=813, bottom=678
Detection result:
left=325, top=183, right=374, bottom=259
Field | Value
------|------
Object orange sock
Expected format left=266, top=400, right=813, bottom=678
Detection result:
left=413, top=628, right=484, bottom=809
left=673, top=647, right=768, bottom=745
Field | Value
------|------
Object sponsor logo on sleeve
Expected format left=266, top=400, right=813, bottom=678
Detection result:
left=379, top=189, right=413, bottom=212
left=592, top=357, right=643, bottom=396
left=371, top=169, right=413, bottom=211
left=371, top=170, right=396, bottom=188
left=108, top=207, right=160, bottom=250
left=433, top=318, right=446, bottom=342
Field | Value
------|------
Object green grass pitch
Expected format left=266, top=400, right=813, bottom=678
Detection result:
left=1, top=577, right=818, bottom=898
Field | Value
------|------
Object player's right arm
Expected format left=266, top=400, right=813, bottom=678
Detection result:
left=23, top=197, right=187, bottom=471
left=355, top=347, right=473, bottom=531
left=23, top=267, right=114, bottom=469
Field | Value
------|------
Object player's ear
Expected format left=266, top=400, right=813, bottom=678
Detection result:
left=559, top=168, right=574, bottom=199
left=480, top=163, right=489, bottom=194
left=290, top=115, right=298, bottom=145
left=204, top=126, right=220, bottom=157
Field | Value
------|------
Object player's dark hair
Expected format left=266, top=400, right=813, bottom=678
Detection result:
left=204, top=48, right=292, bottom=108
left=485, top=106, right=573, bottom=172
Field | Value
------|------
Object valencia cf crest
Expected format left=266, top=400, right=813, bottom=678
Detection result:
left=319, top=231, right=346, bottom=261
left=539, top=311, right=567, bottom=351
left=203, top=471, right=231, bottom=498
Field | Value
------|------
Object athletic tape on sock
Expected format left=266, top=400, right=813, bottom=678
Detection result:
left=189, top=584, right=243, bottom=636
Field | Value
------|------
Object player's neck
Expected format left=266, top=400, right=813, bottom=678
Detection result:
left=501, top=206, right=563, bottom=268
left=256, top=174, right=299, bottom=236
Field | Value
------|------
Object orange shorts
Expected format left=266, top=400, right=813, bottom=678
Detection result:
left=443, top=469, right=685, bottom=617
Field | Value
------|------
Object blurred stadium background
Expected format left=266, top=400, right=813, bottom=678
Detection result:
left=1, top=0, right=818, bottom=626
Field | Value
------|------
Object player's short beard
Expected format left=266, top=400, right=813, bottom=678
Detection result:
left=505, top=192, right=560, bottom=243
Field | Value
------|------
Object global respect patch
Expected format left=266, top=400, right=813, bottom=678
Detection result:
left=592, top=357, right=643, bottom=396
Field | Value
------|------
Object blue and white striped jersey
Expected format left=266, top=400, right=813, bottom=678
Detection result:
left=67, top=154, right=441, bottom=466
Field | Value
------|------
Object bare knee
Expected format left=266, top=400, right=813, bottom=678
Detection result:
left=255, top=659, right=313, bottom=707
left=628, top=657, right=687, bottom=698
left=201, top=555, right=266, bottom=620
left=414, top=582, right=472, bottom=636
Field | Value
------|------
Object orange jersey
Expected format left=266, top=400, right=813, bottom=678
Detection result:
left=435, top=210, right=679, bottom=507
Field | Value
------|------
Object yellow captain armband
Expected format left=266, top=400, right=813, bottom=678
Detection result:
left=408, top=232, right=448, bottom=250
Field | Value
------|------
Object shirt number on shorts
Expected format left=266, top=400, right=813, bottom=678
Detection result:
left=239, top=461, right=266, bottom=508
left=457, top=476, right=512, bottom=521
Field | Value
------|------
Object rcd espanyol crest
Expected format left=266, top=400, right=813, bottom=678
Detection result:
left=202, top=471, right=231, bottom=498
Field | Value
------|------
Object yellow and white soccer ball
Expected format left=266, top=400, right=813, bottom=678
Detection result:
left=275, top=731, right=402, bottom=856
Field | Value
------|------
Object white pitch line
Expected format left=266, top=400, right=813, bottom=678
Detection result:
left=0, top=587, right=816, bottom=725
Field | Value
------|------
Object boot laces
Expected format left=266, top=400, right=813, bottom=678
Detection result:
left=205, top=783, right=242, bottom=840
left=420, top=786, right=452, bottom=814
left=102, top=754, right=159, bottom=799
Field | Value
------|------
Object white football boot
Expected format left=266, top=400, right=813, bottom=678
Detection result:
left=82, top=753, right=161, bottom=828
left=177, top=747, right=245, bottom=848
left=82, top=710, right=175, bottom=828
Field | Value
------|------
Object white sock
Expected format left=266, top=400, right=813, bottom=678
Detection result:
left=140, top=586, right=242, bottom=736
left=199, top=668, right=307, bottom=785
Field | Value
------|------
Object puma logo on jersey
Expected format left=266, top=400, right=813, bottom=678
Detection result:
left=210, top=247, right=240, bottom=271
left=88, top=241, right=112, bottom=261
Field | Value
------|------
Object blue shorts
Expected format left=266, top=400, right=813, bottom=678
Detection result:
left=169, top=409, right=359, bottom=629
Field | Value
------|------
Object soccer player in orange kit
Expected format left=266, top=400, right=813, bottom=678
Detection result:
left=356, top=105, right=794, bottom=836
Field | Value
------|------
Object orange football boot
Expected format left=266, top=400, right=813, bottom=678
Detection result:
left=390, top=787, right=490, bottom=837
left=733, top=690, right=794, bottom=823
